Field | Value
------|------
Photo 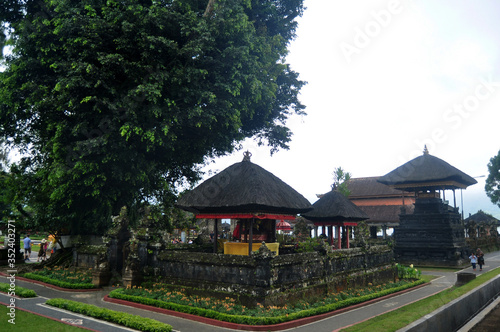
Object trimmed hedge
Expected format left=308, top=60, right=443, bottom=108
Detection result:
left=109, top=280, right=426, bottom=325
left=46, top=298, right=172, bottom=332
left=21, top=273, right=96, bottom=289
left=0, top=282, right=37, bottom=298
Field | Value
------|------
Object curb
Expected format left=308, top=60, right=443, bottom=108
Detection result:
left=104, top=283, right=430, bottom=331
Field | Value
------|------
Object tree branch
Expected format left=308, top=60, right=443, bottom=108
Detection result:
left=203, top=0, right=216, bottom=17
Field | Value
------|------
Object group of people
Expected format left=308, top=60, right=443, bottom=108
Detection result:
left=469, top=248, right=485, bottom=271
left=22, top=234, right=55, bottom=262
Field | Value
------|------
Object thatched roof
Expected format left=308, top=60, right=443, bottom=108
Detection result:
left=378, top=148, right=477, bottom=191
left=347, top=177, right=414, bottom=198
left=176, top=153, right=312, bottom=215
left=356, top=205, right=413, bottom=224
left=302, top=190, right=369, bottom=222
left=465, top=211, right=500, bottom=225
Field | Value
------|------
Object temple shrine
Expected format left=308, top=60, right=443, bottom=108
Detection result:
left=176, top=151, right=312, bottom=255
left=302, top=190, right=369, bottom=249
left=378, top=146, right=477, bottom=266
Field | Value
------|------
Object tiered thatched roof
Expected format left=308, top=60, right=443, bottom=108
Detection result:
left=176, top=153, right=312, bottom=215
left=302, top=190, right=369, bottom=222
left=378, top=147, right=477, bottom=191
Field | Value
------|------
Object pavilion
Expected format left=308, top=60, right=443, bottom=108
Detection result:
left=302, top=189, right=369, bottom=249
left=176, top=151, right=312, bottom=255
left=378, top=146, right=477, bottom=266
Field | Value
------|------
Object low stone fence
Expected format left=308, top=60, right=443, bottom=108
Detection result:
left=73, top=239, right=395, bottom=307
left=145, top=244, right=395, bottom=306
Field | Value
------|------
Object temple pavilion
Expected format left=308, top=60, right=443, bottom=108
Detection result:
left=302, top=189, right=369, bottom=249
left=378, top=146, right=477, bottom=266
left=176, top=151, right=312, bottom=255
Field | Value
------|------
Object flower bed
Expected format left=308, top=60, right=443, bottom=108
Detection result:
left=108, top=278, right=426, bottom=325
left=21, top=266, right=96, bottom=289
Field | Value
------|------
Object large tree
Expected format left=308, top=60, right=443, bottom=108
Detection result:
left=486, top=150, right=500, bottom=208
left=0, top=0, right=306, bottom=234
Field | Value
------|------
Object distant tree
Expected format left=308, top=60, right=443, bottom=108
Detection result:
left=0, top=0, right=306, bottom=234
left=332, top=167, right=351, bottom=197
left=485, top=150, right=500, bottom=208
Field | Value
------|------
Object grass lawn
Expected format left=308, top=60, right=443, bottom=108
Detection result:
left=0, top=304, right=83, bottom=331
left=341, top=267, right=500, bottom=332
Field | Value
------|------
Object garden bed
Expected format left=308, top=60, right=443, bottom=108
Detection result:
left=107, top=278, right=426, bottom=327
left=20, top=266, right=97, bottom=289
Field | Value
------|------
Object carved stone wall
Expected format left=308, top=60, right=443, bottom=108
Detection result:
left=143, top=245, right=394, bottom=307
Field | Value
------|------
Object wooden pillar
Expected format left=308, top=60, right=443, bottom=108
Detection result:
left=336, top=225, right=341, bottom=249
left=244, top=219, right=248, bottom=242
left=248, top=218, right=254, bottom=256
left=328, top=225, right=333, bottom=246
left=213, top=219, right=219, bottom=253
left=346, top=226, right=350, bottom=249
left=453, top=189, right=457, bottom=208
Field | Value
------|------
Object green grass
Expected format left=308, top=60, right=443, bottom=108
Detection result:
left=0, top=304, right=83, bottom=331
left=417, top=266, right=463, bottom=273
left=341, top=267, right=500, bottom=332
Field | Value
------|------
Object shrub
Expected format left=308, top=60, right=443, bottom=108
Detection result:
left=46, top=298, right=172, bottom=332
left=21, top=273, right=96, bottom=289
left=0, top=282, right=37, bottom=297
left=396, top=263, right=422, bottom=280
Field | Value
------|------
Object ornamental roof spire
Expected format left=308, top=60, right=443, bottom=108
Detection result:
left=242, top=150, right=252, bottom=162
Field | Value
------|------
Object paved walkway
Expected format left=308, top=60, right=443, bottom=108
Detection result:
left=2, top=251, right=500, bottom=331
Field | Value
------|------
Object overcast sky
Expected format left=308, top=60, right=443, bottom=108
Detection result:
left=203, top=0, right=500, bottom=219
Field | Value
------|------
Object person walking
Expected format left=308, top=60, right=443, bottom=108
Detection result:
left=23, top=234, right=32, bottom=261
left=476, top=248, right=485, bottom=271
left=469, top=253, right=478, bottom=271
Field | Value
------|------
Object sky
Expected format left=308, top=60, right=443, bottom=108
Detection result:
left=202, top=0, right=500, bottom=219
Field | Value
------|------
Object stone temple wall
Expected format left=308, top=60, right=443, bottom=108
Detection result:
left=73, top=236, right=395, bottom=307
left=139, top=245, right=395, bottom=307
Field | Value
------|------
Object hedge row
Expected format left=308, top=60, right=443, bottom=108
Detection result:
left=0, top=282, right=37, bottom=298
left=46, top=298, right=172, bottom=332
left=21, top=273, right=96, bottom=289
left=109, top=279, right=426, bottom=325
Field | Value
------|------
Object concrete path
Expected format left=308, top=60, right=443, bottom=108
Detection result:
left=1, top=251, right=500, bottom=331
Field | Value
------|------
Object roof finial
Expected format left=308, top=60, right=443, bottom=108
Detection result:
left=242, top=150, right=252, bottom=162
left=423, top=145, right=429, bottom=155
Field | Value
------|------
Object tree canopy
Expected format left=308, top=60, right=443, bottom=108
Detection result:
left=0, top=0, right=306, bottom=234
left=486, top=150, right=500, bottom=208
left=332, top=166, right=351, bottom=197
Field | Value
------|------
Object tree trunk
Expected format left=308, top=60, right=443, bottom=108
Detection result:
left=203, top=0, right=216, bottom=17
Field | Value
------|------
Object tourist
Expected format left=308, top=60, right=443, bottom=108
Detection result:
left=469, top=253, right=478, bottom=271
left=37, top=238, right=47, bottom=262
left=23, top=234, right=32, bottom=261
left=476, top=248, right=485, bottom=271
